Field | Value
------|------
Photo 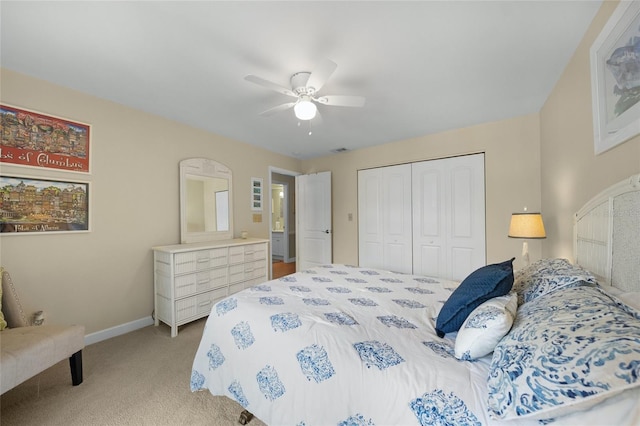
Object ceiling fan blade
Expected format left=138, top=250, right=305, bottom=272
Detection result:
left=306, top=59, right=337, bottom=93
left=245, top=75, right=297, bottom=98
left=259, top=102, right=296, bottom=117
left=316, top=95, right=366, bottom=107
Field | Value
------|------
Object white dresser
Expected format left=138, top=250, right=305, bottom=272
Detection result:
left=152, top=238, right=269, bottom=337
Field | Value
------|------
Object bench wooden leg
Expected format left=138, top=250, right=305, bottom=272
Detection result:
left=69, top=350, right=83, bottom=386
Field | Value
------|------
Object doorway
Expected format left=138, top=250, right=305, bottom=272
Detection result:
left=271, top=182, right=288, bottom=262
left=269, top=167, right=299, bottom=279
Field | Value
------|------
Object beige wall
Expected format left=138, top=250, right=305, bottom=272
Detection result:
left=5, top=0, right=635, bottom=338
left=0, top=69, right=301, bottom=335
left=302, top=113, right=542, bottom=270
left=540, top=0, right=640, bottom=261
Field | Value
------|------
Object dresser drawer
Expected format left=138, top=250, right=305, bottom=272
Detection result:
left=228, top=264, right=245, bottom=283
left=229, top=246, right=245, bottom=264
left=229, top=258, right=267, bottom=284
left=196, top=267, right=228, bottom=292
left=244, top=259, right=267, bottom=279
left=229, top=242, right=267, bottom=264
left=243, top=245, right=257, bottom=261
left=244, top=243, right=267, bottom=261
left=174, top=248, right=229, bottom=274
left=174, top=251, right=206, bottom=274
left=175, top=267, right=228, bottom=298
left=175, top=288, right=227, bottom=323
left=209, top=247, right=229, bottom=267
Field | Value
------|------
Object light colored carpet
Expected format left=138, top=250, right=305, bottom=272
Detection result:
left=0, top=319, right=267, bottom=426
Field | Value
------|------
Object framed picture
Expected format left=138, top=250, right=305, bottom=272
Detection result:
left=251, top=177, right=263, bottom=211
left=0, top=174, right=90, bottom=235
left=591, top=0, right=640, bottom=155
left=0, top=104, right=91, bottom=173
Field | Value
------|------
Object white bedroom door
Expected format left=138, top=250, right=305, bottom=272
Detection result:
left=296, top=171, right=332, bottom=270
left=358, top=165, right=413, bottom=273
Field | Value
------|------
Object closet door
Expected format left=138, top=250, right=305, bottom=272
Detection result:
left=412, top=154, right=485, bottom=281
left=358, top=168, right=384, bottom=268
left=358, top=164, right=412, bottom=273
left=411, top=160, right=446, bottom=277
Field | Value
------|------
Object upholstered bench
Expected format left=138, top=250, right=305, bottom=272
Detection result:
left=0, top=269, right=85, bottom=394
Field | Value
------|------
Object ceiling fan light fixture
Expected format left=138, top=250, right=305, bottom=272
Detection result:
left=246, top=59, right=365, bottom=122
left=294, top=97, right=317, bottom=120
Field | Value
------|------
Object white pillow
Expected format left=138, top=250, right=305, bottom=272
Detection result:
left=454, top=292, right=517, bottom=360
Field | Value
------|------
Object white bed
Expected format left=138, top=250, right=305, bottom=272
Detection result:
left=190, top=174, right=640, bottom=426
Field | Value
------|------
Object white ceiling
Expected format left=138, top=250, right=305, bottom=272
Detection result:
left=1, top=1, right=602, bottom=159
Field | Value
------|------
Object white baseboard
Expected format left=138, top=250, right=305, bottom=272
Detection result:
left=84, top=316, right=154, bottom=346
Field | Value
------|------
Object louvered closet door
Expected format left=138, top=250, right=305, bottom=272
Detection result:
left=412, top=154, right=485, bottom=281
left=358, top=164, right=413, bottom=273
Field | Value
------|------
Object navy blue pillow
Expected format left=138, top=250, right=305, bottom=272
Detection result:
left=435, top=258, right=515, bottom=337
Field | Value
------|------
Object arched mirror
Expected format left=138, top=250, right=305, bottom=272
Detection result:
left=180, top=158, right=233, bottom=243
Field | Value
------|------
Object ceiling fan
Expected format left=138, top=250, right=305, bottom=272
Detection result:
left=244, top=59, right=366, bottom=121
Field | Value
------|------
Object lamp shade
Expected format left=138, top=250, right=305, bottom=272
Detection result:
left=508, top=213, right=546, bottom=239
left=294, top=98, right=317, bottom=120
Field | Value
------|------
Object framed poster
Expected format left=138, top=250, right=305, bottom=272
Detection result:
left=251, top=177, right=263, bottom=211
left=591, top=0, right=640, bottom=155
left=0, top=104, right=91, bottom=173
left=0, top=174, right=90, bottom=234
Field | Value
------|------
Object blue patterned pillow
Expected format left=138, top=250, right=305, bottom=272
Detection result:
left=435, top=258, right=514, bottom=337
left=512, top=258, right=596, bottom=304
left=487, top=285, right=640, bottom=421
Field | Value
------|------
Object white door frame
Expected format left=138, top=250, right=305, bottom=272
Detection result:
left=269, top=167, right=300, bottom=279
left=271, top=181, right=289, bottom=261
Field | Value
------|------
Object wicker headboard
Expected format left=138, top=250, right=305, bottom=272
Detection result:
left=574, top=173, right=640, bottom=291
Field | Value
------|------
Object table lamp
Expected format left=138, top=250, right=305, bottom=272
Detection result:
left=508, top=210, right=546, bottom=267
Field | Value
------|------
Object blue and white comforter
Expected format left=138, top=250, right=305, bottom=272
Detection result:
left=189, top=264, right=638, bottom=425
